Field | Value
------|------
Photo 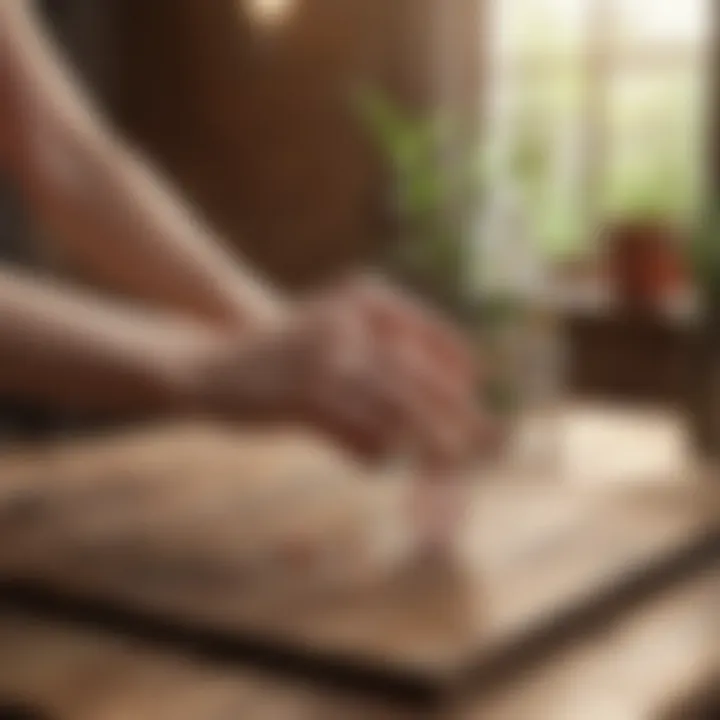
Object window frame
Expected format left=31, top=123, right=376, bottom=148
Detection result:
left=486, top=0, right=713, bottom=260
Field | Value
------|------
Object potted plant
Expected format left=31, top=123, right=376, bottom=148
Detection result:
left=602, top=161, right=690, bottom=312
left=354, top=88, right=484, bottom=319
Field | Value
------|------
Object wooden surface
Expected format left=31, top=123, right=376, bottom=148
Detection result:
left=0, top=414, right=716, bottom=700
left=0, top=569, right=716, bottom=719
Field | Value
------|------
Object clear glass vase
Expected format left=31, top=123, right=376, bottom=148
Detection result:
left=477, top=295, right=566, bottom=478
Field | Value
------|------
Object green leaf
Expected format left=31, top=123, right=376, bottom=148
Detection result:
left=688, top=210, right=720, bottom=304
left=353, top=85, right=486, bottom=304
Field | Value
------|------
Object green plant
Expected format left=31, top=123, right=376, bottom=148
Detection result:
left=688, top=210, right=720, bottom=311
left=354, top=88, right=485, bottom=311
left=509, top=113, right=553, bottom=200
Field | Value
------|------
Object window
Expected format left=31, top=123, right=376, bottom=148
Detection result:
left=484, top=0, right=712, bottom=261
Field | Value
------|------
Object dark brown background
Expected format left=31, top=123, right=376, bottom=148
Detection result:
left=100, top=0, right=482, bottom=289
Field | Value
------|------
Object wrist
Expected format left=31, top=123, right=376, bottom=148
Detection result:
left=151, top=303, right=293, bottom=423
left=209, top=271, right=288, bottom=333
left=147, top=324, right=234, bottom=417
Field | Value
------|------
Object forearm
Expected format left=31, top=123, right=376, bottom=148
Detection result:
left=24, top=123, right=280, bottom=328
left=2, top=1, right=282, bottom=328
left=0, top=268, right=217, bottom=415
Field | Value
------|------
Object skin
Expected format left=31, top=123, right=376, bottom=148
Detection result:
left=0, top=0, right=278, bottom=328
left=0, top=0, right=483, bottom=467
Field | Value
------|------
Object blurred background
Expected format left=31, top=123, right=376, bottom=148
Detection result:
left=0, top=2, right=718, bottom=719
left=39, top=0, right=712, bottom=280
left=24, top=0, right=720, bottom=464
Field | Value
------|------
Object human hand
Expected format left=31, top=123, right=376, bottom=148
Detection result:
left=188, top=276, right=486, bottom=466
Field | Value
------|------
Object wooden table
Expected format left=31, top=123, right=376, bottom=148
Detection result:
left=0, top=568, right=715, bottom=719
left=0, top=408, right=716, bottom=718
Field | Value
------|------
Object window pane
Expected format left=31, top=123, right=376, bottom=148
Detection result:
left=601, top=65, right=708, bottom=222
left=610, top=0, right=711, bottom=50
left=501, top=71, right=587, bottom=256
left=495, top=0, right=591, bottom=63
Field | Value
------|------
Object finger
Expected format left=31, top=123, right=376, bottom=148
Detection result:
left=286, top=300, right=364, bottom=407
left=313, top=365, right=484, bottom=470
left=365, top=360, right=477, bottom=467
left=305, top=334, right=468, bottom=468
left=301, top=353, right=403, bottom=464
left=347, top=275, right=476, bottom=383
left=300, top=300, right=482, bottom=467
left=309, top=391, right=399, bottom=465
left=391, top=333, right=478, bottom=413
left=368, top=336, right=482, bottom=466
